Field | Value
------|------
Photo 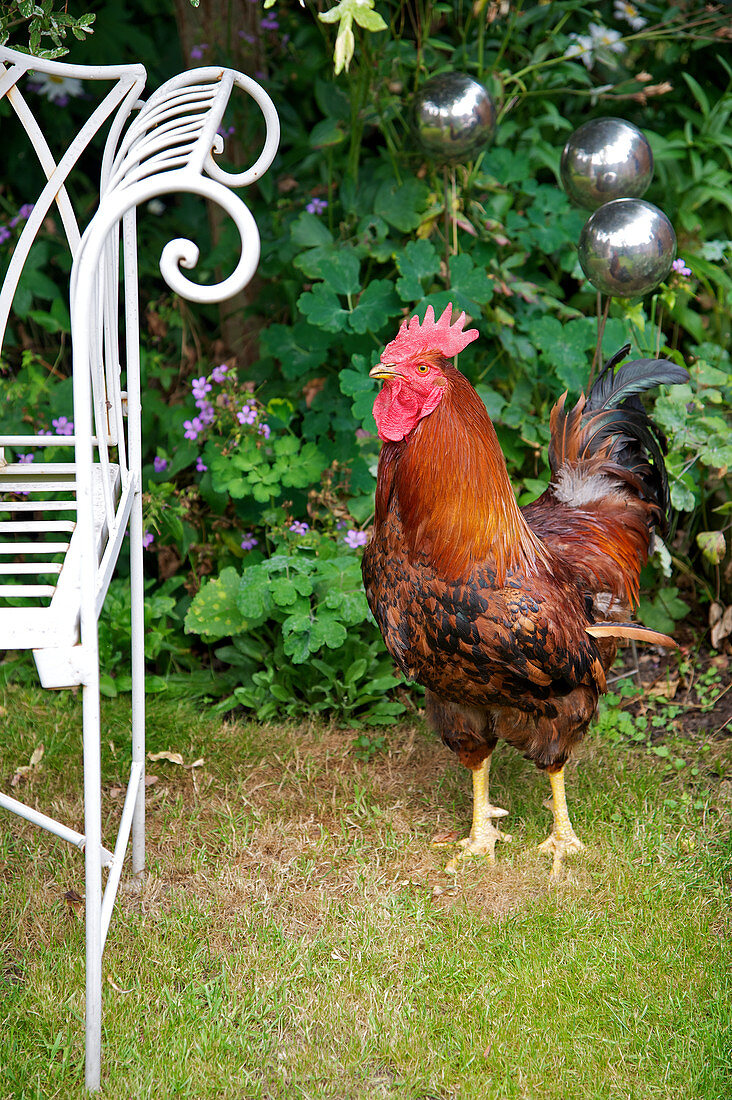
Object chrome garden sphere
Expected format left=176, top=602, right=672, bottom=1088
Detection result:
left=561, top=117, right=653, bottom=210
left=413, top=73, right=496, bottom=160
left=578, top=198, right=676, bottom=297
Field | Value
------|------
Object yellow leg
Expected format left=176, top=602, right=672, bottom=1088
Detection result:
left=537, top=766, right=585, bottom=873
left=445, top=753, right=511, bottom=872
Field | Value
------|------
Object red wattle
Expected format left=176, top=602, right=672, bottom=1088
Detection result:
left=373, top=378, right=444, bottom=442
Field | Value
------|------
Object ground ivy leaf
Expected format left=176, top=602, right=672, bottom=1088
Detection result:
left=298, top=283, right=350, bottom=331
left=448, top=253, right=494, bottom=306
left=374, top=177, right=431, bottom=232
left=282, top=441, right=328, bottom=487
left=236, top=566, right=273, bottom=623
left=395, top=239, right=440, bottom=301
left=310, top=613, right=348, bottom=650
left=348, top=280, right=400, bottom=334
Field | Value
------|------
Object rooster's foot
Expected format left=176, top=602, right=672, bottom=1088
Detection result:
left=445, top=820, right=512, bottom=873
left=537, top=828, right=585, bottom=875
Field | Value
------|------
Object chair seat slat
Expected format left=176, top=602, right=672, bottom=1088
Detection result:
left=0, top=562, right=62, bottom=575
left=0, top=500, right=77, bottom=513
left=0, top=542, right=70, bottom=553
left=0, top=584, right=55, bottom=597
left=0, top=520, right=76, bottom=533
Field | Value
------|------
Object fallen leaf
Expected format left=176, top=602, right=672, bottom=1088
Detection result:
left=144, top=775, right=158, bottom=787
left=710, top=603, right=732, bottom=650
left=430, top=830, right=460, bottom=847
left=646, top=676, right=680, bottom=700
left=63, top=889, right=84, bottom=917
left=188, top=758, right=204, bottom=769
left=107, top=976, right=134, bottom=993
left=11, top=744, right=44, bottom=787
left=147, top=751, right=185, bottom=765
left=109, top=787, right=125, bottom=800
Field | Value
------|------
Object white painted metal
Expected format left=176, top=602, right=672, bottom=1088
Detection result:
left=0, top=45, right=279, bottom=1091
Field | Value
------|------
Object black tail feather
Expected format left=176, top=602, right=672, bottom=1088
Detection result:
left=581, top=349, right=689, bottom=530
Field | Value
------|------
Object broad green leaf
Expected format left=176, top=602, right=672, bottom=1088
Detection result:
left=395, top=239, right=440, bottom=301
left=696, top=530, right=726, bottom=565
left=448, top=253, right=494, bottom=307
left=339, top=366, right=373, bottom=398
left=310, top=612, right=348, bottom=650
left=348, top=280, right=400, bottom=334
left=298, top=283, right=350, bottom=332
left=374, top=177, right=431, bottom=232
left=309, top=118, right=346, bottom=148
left=237, top=566, right=273, bottom=624
left=184, top=568, right=245, bottom=638
left=290, top=212, right=333, bottom=248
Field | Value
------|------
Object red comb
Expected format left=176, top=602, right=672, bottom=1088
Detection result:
left=381, top=304, right=478, bottom=364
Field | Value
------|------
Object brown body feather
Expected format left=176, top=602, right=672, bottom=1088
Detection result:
left=363, top=354, right=680, bottom=774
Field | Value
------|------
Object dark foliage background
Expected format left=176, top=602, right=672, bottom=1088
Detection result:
left=1, top=0, right=731, bottom=718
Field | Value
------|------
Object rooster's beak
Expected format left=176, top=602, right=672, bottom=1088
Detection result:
left=369, top=363, right=401, bottom=381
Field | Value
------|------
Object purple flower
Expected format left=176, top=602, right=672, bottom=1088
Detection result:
left=196, top=456, right=208, bottom=472
left=142, top=531, right=155, bottom=549
left=289, top=521, right=309, bottom=536
left=190, top=44, right=208, bottom=60
left=153, top=456, right=168, bottom=473
left=261, top=14, right=279, bottom=29
left=672, top=258, right=692, bottom=277
left=344, top=529, right=368, bottom=549
left=217, top=125, right=236, bottom=138
left=198, top=402, right=215, bottom=426
left=183, top=417, right=203, bottom=441
left=17, top=452, right=34, bottom=464
left=306, top=197, right=328, bottom=215
left=240, top=533, right=258, bottom=551
left=239, top=31, right=256, bottom=44
left=192, top=376, right=212, bottom=401
left=52, top=416, right=74, bottom=435
left=0, top=227, right=11, bottom=244
left=237, top=403, right=258, bottom=426
left=10, top=204, right=34, bottom=227
left=257, top=422, right=271, bottom=440
left=211, top=364, right=228, bottom=383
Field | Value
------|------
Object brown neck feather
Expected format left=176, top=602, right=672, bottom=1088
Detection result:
left=388, top=365, right=551, bottom=582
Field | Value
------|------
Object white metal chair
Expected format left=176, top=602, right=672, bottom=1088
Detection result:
left=0, top=46, right=279, bottom=1090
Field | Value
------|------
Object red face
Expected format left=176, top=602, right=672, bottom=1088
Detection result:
left=369, top=354, right=448, bottom=442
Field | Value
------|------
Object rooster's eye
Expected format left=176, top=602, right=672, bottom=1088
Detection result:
left=417, top=364, right=429, bottom=374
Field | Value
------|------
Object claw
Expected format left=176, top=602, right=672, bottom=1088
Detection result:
left=538, top=766, right=584, bottom=874
left=537, top=829, right=584, bottom=875
left=446, top=820, right=512, bottom=873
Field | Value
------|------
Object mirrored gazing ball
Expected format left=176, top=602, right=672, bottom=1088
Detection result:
left=578, top=198, right=676, bottom=298
left=413, top=72, right=496, bottom=161
left=560, top=117, right=653, bottom=210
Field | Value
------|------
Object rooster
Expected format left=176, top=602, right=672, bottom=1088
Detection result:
left=362, top=304, right=688, bottom=872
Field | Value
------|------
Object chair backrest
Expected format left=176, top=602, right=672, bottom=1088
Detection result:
left=0, top=47, right=279, bottom=622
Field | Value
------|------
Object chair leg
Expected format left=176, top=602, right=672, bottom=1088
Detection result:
left=82, top=675, right=103, bottom=1092
left=129, top=486, right=145, bottom=878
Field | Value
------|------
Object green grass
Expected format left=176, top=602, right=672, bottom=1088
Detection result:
left=1, top=684, right=731, bottom=1098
